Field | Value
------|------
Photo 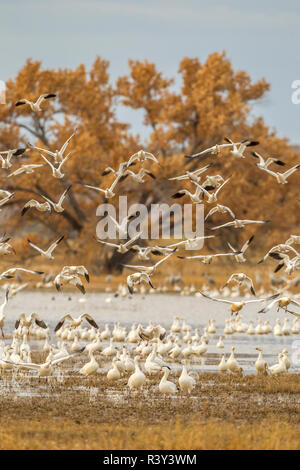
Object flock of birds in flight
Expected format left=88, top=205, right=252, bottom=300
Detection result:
left=0, top=92, right=299, bottom=390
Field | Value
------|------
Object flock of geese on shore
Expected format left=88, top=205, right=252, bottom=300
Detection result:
left=0, top=93, right=300, bottom=393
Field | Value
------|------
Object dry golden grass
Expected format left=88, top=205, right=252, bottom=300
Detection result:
left=0, top=371, right=300, bottom=450
left=1, top=418, right=300, bottom=450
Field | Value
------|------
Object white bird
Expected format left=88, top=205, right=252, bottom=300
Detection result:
left=122, top=168, right=156, bottom=183
left=226, top=346, right=240, bottom=373
left=178, top=360, right=196, bottom=394
left=223, top=137, right=259, bottom=158
left=96, top=233, right=141, bottom=254
left=192, top=177, right=231, bottom=204
left=251, top=151, right=285, bottom=170
left=127, top=272, right=154, bottom=294
left=205, top=204, right=235, bottom=221
left=223, top=273, right=256, bottom=296
left=27, top=235, right=64, bottom=260
left=122, top=251, right=176, bottom=275
left=269, top=353, right=286, bottom=375
left=0, top=148, right=27, bottom=169
left=7, top=164, right=44, bottom=178
left=15, top=93, right=56, bottom=112
left=30, top=129, right=76, bottom=164
left=39, top=186, right=71, bottom=212
left=127, top=356, right=146, bottom=390
left=185, top=139, right=258, bottom=158
left=127, top=150, right=159, bottom=166
left=21, top=199, right=51, bottom=217
left=165, top=235, right=216, bottom=251
left=159, top=366, right=177, bottom=396
left=168, top=164, right=211, bottom=182
left=79, top=349, right=99, bottom=376
left=0, top=267, right=44, bottom=280
left=261, top=163, right=300, bottom=184
left=254, top=347, right=267, bottom=374
left=38, top=151, right=72, bottom=179
left=178, top=251, right=238, bottom=264
left=227, top=235, right=254, bottom=263
left=258, top=296, right=300, bottom=315
left=61, top=265, right=90, bottom=283
left=0, top=193, right=14, bottom=210
left=54, top=272, right=86, bottom=294
left=200, top=291, right=279, bottom=315
left=5, top=348, right=84, bottom=377
left=171, top=184, right=204, bottom=204
left=285, top=235, right=300, bottom=246
left=211, top=218, right=270, bottom=231
left=54, top=313, right=98, bottom=332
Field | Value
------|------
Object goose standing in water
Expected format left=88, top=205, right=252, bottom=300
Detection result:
left=269, top=354, right=287, bottom=375
left=159, top=366, right=177, bottom=397
left=79, top=349, right=99, bottom=376
left=254, top=348, right=267, bottom=374
left=178, top=360, right=196, bottom=394
left=127, top=356, right=146, bottom=391
left=226, top=346, right=240, bottom=373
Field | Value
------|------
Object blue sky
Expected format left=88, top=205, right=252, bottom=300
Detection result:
left=1, top=0, right=300, bottom=142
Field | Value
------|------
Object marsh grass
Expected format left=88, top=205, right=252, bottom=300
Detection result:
left=1, top=371, right=300, bottom=449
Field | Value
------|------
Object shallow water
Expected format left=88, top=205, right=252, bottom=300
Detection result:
left=2, top=290, right=300, bottom=378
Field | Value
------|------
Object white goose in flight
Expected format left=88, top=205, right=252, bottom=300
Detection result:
left=251, top=151, right=285, bottom=170
left=15, top=93, right=56, bottom=112
left=258, top=244, right=300, bottom=265
left=96, top=233, right=141, bottom=254
left=178, top=251, right=238, bottom=264
left=40, top=185, right=71, bottom=212
left=168, top=164, right=210, bottom=182
left=84, top=174, right=122, bottom=199
left=15, top=312, right=47, bottom=330
left=164, top=235, right=216, bottom=251
left=122, top=250, right=176, bottom=276
left=223, top=273, right=256, bottom=295
left=0, top=193, right=14, bottom=210
left=224, top=137, right=259, bottom=158
left=7, top=164, right=44, bottom=178
left=286, top=235, right=300, bottom=245
left=261, top=163, right=300, bottom=184
left=171, top=184, right=203, bottom=204
left=61, top=265, right=90, bottom=283
left=21, top=199, right=51, bottom=216
left=192, top=177, right=231, bottom=204
left=107, top=214, right=135, bottom=238
left=122, top=168, right=156, bottom=183
left=127, top=272, right=155, bottom=294
left=227, top=235, right=254, bottom=263
left=211, top=218, right=270, bottom=231
left=54, top=313, right=98, bottom=332
left=0, top=148, right=27, bottom=169
left=0, top=235, right=15, bottom=255
left=4, top=348, right=85, bottom=377
left=185, top=138, right=258, bottom=158
left=30, top=129, right=76, bottom=164
left=205, top=204, right=235, bottom=221
left=38, top=151, right=72, bottom=179
left=200, top=291, right=279, bottom=315
left=27, top=235, right=64, bottom=260
left=258, top=296, right=300, bottom=315
left=127, top=150, right=159, bottom=166
left=0, top=267, right=43, bottom=280
left=54, top=272, right=86, bottom=294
